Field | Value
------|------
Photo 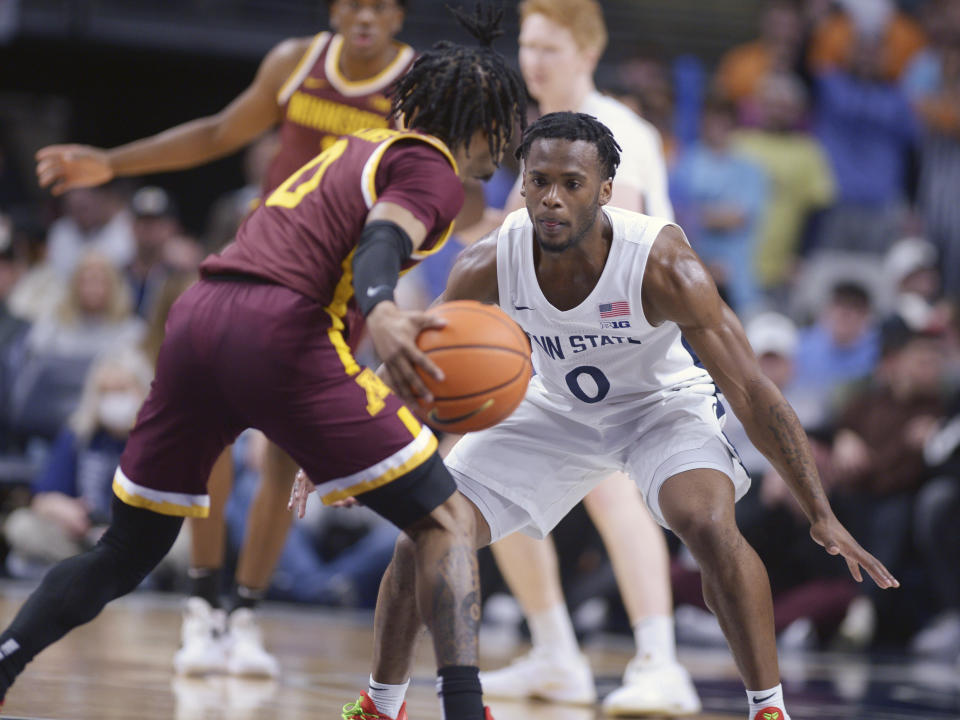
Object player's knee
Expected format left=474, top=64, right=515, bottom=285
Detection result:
left=667, top=506, right=736, bottom=558
left=407, top=490, right=477, bottom=543
left=99, top=497, right=184, bottom=588
left=390, top=533, right=418, bottom=585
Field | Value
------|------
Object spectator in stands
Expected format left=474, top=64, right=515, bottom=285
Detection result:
left=793, top=281, right=879, bottom=410
left=670, top=96, right=767, bottom=315
left=0, top=213, right=27, bottom=348
left=26, top=251, right=143, bottom=361
left=715, top=0, right=806, bottom=113
left=2, top=347, right=153, bottom=576
left=829, top=316, right=946, bottom=647
left=617, top=54, right=678, bottom=160
left=902, top=0, right=960, bottom=295
left=127, top=186, right=181, bottom=318
left=45, top=183, right=134, bottom=278
left=808, top=0, right=926, bottom=81
left=735, top=73, right=836, bottom=295
left=204, top=131, right=279, bottom=253
left=910, top=299, right=960, bottom=660
left=814, top=34, right=919, bottom=254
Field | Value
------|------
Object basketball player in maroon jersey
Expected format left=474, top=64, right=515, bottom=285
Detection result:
left=0, top=10, right=527, bottom=720
left=35, top=0, right=417, bottom=677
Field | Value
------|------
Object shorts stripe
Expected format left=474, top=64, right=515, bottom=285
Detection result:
left=319, top=424, right=437, bottom=504
left=113, top=467, right=210, bottom=518
left=327, top=318, right=360, bottom=375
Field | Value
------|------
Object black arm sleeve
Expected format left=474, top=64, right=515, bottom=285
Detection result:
left=352, top=220, right=414, bottom=316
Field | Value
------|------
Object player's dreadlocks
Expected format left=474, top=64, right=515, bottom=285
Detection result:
left=516, top=112, right=622, bottom=179
left=391, top=4, right=527, bottom=161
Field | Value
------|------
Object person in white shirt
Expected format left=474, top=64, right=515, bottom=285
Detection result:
left=453, top=1, right=694, bottom=715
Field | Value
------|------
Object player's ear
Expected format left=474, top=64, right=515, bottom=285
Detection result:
left=598, top=178, right=613, bottom=206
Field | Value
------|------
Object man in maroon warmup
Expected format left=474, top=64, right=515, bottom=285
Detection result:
left=0, top=10, right=527, bottom=720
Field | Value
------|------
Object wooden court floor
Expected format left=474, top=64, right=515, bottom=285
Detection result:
left=0, top=583, right=957, bottom=720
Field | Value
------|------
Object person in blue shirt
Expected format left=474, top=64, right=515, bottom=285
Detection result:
left=671, top=96, right=768, bottom=315
left=792, top=281, right=879, bottom=412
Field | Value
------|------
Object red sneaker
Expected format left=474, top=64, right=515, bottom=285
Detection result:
left=342, top=691, right=408, bottom=720
left=754, top=707, right=786, bottom=720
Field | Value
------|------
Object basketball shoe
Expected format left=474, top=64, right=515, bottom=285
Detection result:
left=479, top=648, right=596, bottom=704
left=342, top=691, right=408, bottom=719
left=173, top=597, right=228, bottom=676
left=225, top=608, right=279, bottom=678
left=601, top=656, right=701, bottom=716
left=753, top=707, right=789, bottom=720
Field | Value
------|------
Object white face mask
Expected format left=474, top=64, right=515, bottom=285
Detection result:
left=97, top=392, right=142, bottom=434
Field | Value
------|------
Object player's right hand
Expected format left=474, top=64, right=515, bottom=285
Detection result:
left=35, top=144, right=114, bottom=195
left=366, top=301, right=446, bottom=407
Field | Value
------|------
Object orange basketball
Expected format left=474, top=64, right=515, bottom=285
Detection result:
left=415, top=300, right=532, bottom=434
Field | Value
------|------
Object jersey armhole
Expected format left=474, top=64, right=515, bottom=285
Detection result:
left=276, top=32, right=330, bottom=106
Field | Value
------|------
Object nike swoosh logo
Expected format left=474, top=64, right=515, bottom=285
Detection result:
left=427, top=399, right=494, bottom=426
left=366, top=284, right=392, bottom=298
left=513, top=305, right=534, bottom=311
left=752, top=692, right=777, bottom=704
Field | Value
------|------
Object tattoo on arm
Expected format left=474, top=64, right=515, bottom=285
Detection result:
left=430, top=543, right=481, bottom=668
left=763, top=398, right=829, bottom=512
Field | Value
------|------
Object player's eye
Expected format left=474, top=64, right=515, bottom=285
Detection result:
left=567, top=181, right=581, bottom=190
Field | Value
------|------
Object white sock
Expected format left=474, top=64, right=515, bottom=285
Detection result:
left=528, top=603, right=579, bottom=656
left=746, top=683, right=787, bottom=720
left=632, top=615, right=677, bottom=667
left=368, top=675, right=409, bottom=719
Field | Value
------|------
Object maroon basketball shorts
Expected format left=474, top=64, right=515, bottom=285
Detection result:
left=114, top=277, right=455, bottom=526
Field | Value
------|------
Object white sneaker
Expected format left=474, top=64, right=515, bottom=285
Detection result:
left=226, top=608, right=280, bottom=678
left=480, top=648, right=596, bottom=705
left=601, top=657, right=701, bottom=716
left=173, top=597, right=229, bottom=676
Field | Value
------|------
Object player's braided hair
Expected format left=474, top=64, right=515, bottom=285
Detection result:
left=391, top=4, right=527, bottom=160
left=516, top=112, right=622, bottom=179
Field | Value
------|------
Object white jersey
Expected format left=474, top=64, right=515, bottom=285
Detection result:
left=496, top=206, right=714, bottom=428
left=579, top=91, right=674, bottom=220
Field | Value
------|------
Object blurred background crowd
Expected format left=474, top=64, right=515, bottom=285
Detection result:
left=0, top=0, right=959, bottom=664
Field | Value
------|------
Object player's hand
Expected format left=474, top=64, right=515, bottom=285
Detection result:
left=366, top=301, right=446, bottom=407
left=331, top=497, right=359, bottom=508
left=35, top=144, right=114, bottom=195
left=288, top=469, right=316, bottom=519
left=809, top=513, right=900, bottom=589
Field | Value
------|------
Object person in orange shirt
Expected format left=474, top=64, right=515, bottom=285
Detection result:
left=808, top=0, right=926, bottom=81
left=715, top=0, right=805, bottom=107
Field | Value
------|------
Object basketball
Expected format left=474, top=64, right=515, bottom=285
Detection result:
left=415, top=300, right=532, bottom=434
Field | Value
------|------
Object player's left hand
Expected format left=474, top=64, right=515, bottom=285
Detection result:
left=366, top=300, right=446, bottom=406
left=809, top=513, right=900, bottom=589
left=288, top=469, right=316, bottom=519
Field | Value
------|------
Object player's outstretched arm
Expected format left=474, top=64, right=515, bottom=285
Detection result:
left=35, top=37, right=306, bottom=194
left=642, top=225, right=900, bottom=590
left=437, top=228, right=500, bottom=305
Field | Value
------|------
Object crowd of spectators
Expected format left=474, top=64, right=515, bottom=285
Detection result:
left=0, top=0, right=958, bottom=662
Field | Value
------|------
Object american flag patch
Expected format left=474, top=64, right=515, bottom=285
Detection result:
left=599, top=301, right=630, bottom=318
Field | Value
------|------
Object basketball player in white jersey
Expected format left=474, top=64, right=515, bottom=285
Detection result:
left=298, top=113, right=898, bottom=720
left=459, top=0, right=696, bottom=713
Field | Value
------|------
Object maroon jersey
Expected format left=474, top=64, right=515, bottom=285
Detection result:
left=201, top=128, right=464, bottom=342
left=265, top=32, right=416, bottom=194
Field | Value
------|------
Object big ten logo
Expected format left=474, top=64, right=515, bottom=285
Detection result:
left=601, top=320, right=631, bottom=329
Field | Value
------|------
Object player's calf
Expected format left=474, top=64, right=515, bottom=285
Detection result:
left=0, top=497, right=183, bottom=699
